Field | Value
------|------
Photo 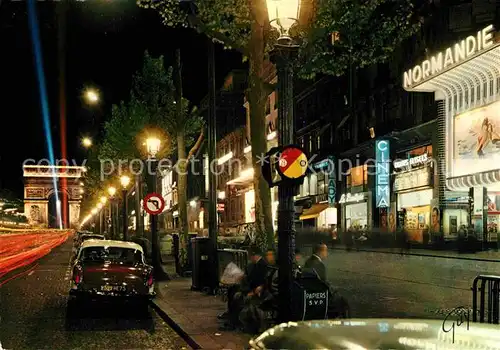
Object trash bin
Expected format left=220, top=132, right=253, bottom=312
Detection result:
left=191, top=237, right=217, bottom=292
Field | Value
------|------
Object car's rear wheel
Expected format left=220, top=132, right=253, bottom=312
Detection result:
left=135, top=299, right=150, bottom=316
left=66, top=298, right=83, bottom=319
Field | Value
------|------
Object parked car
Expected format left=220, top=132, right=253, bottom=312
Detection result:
left=67, top=240, right=155, bottom=317
left=72, top=233, right=105, bottom=263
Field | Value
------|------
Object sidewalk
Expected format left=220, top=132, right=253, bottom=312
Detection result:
left=330, top=244, right=500, bottom=262
left=152, top=267, right=251, bottom=349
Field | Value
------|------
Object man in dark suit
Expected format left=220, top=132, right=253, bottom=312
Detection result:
left=223, top=246, right=268, bottom=329
left=304, top=243, right=328, bottom=282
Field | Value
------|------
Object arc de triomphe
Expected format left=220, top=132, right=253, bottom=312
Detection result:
left=23, top=165, right=85, bottom=228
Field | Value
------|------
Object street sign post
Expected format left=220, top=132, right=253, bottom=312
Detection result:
left=277, top=146, right=308, bottom=180
left=262, top=145, right=308, bottom=187
left=143, top=193, right=165, bottom=215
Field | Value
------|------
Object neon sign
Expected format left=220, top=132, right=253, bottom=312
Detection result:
left=376, top=140, right=390, bottom=208
left=403, top=25, right=494, bottom=89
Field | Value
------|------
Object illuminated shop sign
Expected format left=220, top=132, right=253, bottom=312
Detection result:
left=376, top=140, right=390, bottom=208
left=394, top=167, right=432, bottom=192
left=339, top=193, right=365, bottom=204
left=393, top=154, right=429, bottom=169
left=403, top=24, right=494, bottom=89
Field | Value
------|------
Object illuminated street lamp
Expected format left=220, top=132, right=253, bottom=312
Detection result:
left=100, top=196, right=107, bottom=204
left=120, top=175, right=131, bottom=241
left=108, top=186, right=117, bottom=238
left=144, top=136, right=164, bottom=279
left=265, top=0, right=301, bottom=322
left=97, top=202, right=103, bottom=210
left=82, top=137, right=92, bottom=148
left=108, top=186, right=117, bottom=197
left=91, top=208, right=98, bottom=215
left=146, top=137, right=161, bottom=159
left=84, top=88, right=99, bottom=104
left=266, top=0, right=300, bottom=42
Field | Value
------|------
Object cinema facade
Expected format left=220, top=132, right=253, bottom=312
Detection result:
left=404, top=24, right=500, bottom=245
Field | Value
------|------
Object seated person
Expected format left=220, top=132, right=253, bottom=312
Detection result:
left=223, top=247, right=268, bottom=329
left=302, top=243, right=349, bottom=319
left=303, top=243, right=327, bottom=281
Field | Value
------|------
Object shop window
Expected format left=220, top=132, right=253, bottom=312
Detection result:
left=310, top=173, right=318, bottom=195
left=317, top=172, right=325, bottom=194
left=347, top=164, right=368, bottom=189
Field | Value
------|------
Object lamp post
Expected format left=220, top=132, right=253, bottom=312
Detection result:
left=108, top=186, right=117, bottom=239
left=120, top=175, right=131, bottom=241
left=146, top=137, right=162, bottom=276
left=265, top=0, right=301, bottom=323
left=100, top=196, right=107, bottom=236
left=97, top=202, right=103, bottom=234
left=91, top=207, right=98, bottom=234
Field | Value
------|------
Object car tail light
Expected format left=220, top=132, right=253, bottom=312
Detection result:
left=73, top=267, right=83, bottom=285
left=146, top=272, right=153, bottom=287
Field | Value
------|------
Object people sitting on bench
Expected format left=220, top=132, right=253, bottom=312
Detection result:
left=221, top=247, right=268, bottom=330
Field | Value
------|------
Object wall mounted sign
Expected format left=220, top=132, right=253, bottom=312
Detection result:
left=403, top=24, right=494, bottom=89
left=393, top=167, right=432, bottom=192
left=376, top=140, right=390, bottom=208
left=339, top=192, right=365, bottom=204
left=393, top=153, right=429, bottom=170
left=327, top=156, right=336, bottom=207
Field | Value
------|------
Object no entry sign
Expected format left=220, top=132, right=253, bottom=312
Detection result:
left=278, top=146, right=308, bottom=180
left=143, top=193, right=165, bottom=215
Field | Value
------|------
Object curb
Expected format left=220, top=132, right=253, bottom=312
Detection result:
left=149, top=299, right=202, bottom=349
left=331, top=247, right=500, bottom=263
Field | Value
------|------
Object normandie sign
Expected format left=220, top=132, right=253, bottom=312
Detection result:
left=403, top=25, right=495, bottom=89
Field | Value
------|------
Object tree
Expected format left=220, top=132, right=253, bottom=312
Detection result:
left=98, top=51, right=203, bottom=273
left=169, top=49, right=204, bottom=270
left=137, top=0, right=421, bottom=251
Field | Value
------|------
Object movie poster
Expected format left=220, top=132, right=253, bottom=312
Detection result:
left=430, top=198, right=441, bottom=234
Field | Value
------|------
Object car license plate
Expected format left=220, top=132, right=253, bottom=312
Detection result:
left=101, top=285, right=125, bottom=292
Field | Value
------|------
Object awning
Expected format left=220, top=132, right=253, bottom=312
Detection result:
left=299, top=203, right=329, bottom=221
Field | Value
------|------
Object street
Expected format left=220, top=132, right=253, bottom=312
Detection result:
left=0, top=236, right=188, bottom=350
left=325, top=248, right=491, bottom=319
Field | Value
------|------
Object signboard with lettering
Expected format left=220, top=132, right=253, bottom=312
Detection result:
left=403, top=24, right=494, bottom=89
left=393, top=153, right=429, bottom=170
left=327, top=156, right=336, bottom=207
left=302, top=290, right=328, bottom=320
left=376, top=140, right=390, bottom=208
left=393, top=167, right=432, bottom=192
left=339, top=192, right=366, bottom=204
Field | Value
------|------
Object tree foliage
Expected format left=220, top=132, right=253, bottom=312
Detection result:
left=138, top=0, right=420, bottom=77
left=136, top=0, right=421, bottom=250
left=299, top=0, right=420, bottom=78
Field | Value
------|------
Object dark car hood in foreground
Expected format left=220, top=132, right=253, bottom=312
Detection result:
left=250, top=318, right=500, bottom=349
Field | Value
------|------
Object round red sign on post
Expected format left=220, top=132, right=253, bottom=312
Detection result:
left=278, top=146, right=308, bottom=180
left=143, top=193, right=165, bottom=215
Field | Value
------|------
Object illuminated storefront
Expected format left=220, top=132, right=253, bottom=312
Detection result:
left=404, top=24, right=500, bottom=243
left=393, top=145, right=434, bottom=243
left=340, top=164, right=372, bottom=231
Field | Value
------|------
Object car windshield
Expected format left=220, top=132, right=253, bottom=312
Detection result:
left=80, top=246, right=143, bottom=264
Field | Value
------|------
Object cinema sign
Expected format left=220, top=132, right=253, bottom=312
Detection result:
left=403, top=25, right=495, bottom=89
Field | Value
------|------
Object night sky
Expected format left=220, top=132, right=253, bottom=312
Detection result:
left=0, top=0, right=244, bottom=197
